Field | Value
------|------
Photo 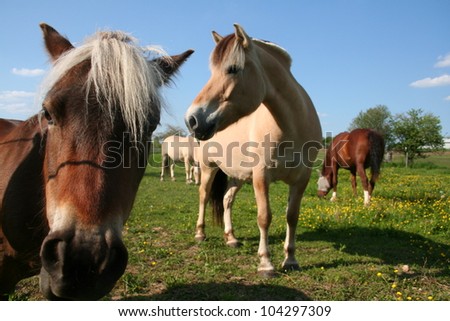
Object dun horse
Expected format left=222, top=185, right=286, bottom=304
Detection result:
left=0, top=24, right=192, bottom=300
left=185, top=25, right=322, bottom=276
left=317, top=128, right=385, bottom=205
left=160, top=135, right=200, bottom=184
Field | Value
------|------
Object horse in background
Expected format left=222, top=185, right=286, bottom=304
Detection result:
left=160, top=135, right=200, bottom=184
left=0, top=23, right=192, bottom=300
left=185, top=25, right=322, bottom=276
left=317, top=128, right=385, bottom=205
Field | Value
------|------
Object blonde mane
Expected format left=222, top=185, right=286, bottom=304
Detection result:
left=253, top=39, right=292, bottom=69
left=210, top=34, right=245, bottom=71
left=40, top=30, right=166, bottom=141
left=211, top=34, right=292, bottom=73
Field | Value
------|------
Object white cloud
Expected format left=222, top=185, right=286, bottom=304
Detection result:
left=0, top=90, right=37, bottom=117
left=410, top=74, right=450, bottom=88
left=435, top=54, right=450, bottom=68
left=11, top=67, right=45, bottom=77
left=0, top=90, right=35, bottom=100
left=444, top=96, right=450, bottom=101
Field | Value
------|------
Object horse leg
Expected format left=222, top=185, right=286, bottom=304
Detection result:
left=369, top=169, right=378, bottom=196
left=189, top=164, right=195, bottom=184
left=0, top=236, right=38, bottom=300
left=253, top=174, right=274, bottom=277
left=193, top=165, right=200, bottom=185
left=170, top=161, right=176, bottom=181
left=223, top=179, right=243, bottom=248
left=282, top=181, right=308, bottom=271
left=357, top=165, right=370, bottom=205
left=0, top=255, right=33, bottom=300
left=160, top=154, right=167, bottom=181
left=195, top=166, right=218, bottom=242
left=350, top=169, right=357, bottom=197
left=330, top=166, right=338, bottom=202
left=185, top=160, right=192, bottom=184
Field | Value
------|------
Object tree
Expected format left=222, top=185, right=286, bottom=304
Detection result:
left=152, top=124, right=188, bottom=148
left=348, top=105, right=393, bottom=148
left=391, top=108, right=444, bottom=167
left=322, top=135, right=333, bottom=149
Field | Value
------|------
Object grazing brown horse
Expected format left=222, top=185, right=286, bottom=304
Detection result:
left=0, top=24, right=192, bottom=300
left=185, top=25, right=322, bottom=276
left=317, top=128, right=385, bottom=205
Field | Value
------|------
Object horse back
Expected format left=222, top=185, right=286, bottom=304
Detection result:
left=162, top=135, right=198, bottom=162
left=0, top=119, right=23, bottom=138
left=346, top=129, right=384, bottom=169
left=326, top=131, right=352, bottom=168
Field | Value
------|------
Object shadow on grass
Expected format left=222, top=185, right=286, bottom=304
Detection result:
left=300, top=227, right=449, bottom=275
left=122, top=282, right=311, bottom=301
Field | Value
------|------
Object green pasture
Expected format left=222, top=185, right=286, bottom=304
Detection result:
left=12, top=152, right=450, bottom=300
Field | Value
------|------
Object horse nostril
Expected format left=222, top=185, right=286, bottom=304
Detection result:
left=188, top=115, right=198, bottom=130
left=41, top=236, right=66, bottom=273
left=102, top=241, right=128, bottom=278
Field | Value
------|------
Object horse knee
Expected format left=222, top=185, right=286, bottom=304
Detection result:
left=257, top=213, right=272, bottom=229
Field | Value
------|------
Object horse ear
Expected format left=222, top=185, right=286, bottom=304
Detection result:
left=233, top=24, right=251, bottom=48
left=212, top=31, right=223, bottom=44
left=153, top=49, right=194, bottom=84
left=40, top=23, right=74, bottom=62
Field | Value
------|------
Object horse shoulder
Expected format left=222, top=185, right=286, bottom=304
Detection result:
left=0, top=119, right=47, bottom=254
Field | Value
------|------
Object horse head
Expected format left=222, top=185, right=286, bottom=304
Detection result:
left=185, top=24, right=270, bottom=140
left=317, top=173, right=332, bottom=198
left=38, top=24, right=192, bottom=300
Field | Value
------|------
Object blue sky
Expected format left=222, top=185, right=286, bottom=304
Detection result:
left=1, top=0, right=449, bottom=137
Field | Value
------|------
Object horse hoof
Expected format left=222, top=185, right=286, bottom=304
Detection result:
left=195, top=235, right=206, bottom=242
left=226, top=240, right=242, bottom=248
left=282, top=263, right=301, bottom=272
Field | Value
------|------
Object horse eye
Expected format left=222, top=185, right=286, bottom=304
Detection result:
left=41, top=107, right=54, bottom=125
left=226, top=65, right=240, bottom=75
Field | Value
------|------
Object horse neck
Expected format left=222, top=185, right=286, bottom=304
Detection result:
left=255, top=44, right=318, bottom=137
left=321, top=149, right=333, bottom=176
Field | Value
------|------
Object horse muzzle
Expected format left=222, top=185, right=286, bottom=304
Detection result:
left=317, top=190, right=328, bottom=198
left=185, top=115, right=217, bottom=141
left=39, top=229, right=128, bottom=300
left=185, top=103, right=222, bottom=141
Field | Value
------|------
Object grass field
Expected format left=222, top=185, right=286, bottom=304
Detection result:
left=11, top=153, right=450, bottom=301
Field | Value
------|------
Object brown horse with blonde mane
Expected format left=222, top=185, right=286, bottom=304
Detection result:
left=185, top=25, right=322, bottom=276
left=317, top=128, right=385, bottom=205
left=0, top=24, right=192, bottom=300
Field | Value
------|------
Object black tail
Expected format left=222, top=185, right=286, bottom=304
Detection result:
left=210, top=169, right=228, bottom=226
left=368, top=130, right=385, bottom=182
